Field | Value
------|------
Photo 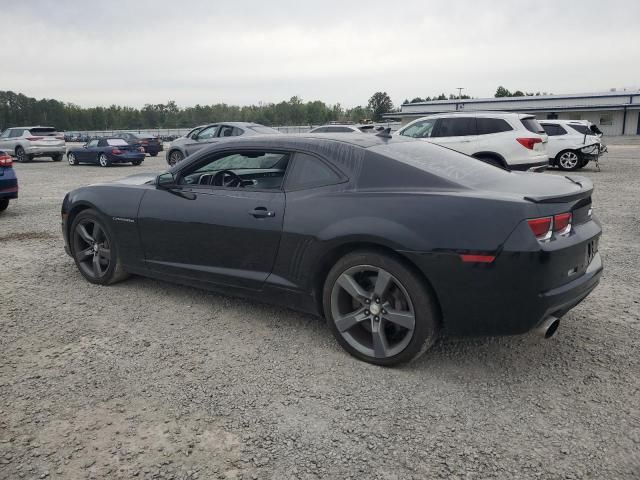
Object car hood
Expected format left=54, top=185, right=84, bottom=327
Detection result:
left=479, top=172, right=593, bottom=203
left=111, top=172, right=159, bottom=185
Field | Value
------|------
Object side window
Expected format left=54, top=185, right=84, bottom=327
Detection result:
left=197, top=126, right=218, bottom=140
left=476, top=118, right=513, bottom=135
left=87, top=139, right=99, bottom=148
left=232, top=127, right=244, bottom=136
left=0, top=130, right=9, bottom=139
left=400, top=119, right=436, bottom=138
left=98, top=139, right=107, bottom=147
left=285, top=152, right=343, bottom=190
left=9, top=129, right=24, bottom=138
left=180, top=151, right=290, bottom=190
left=187, top=128, right=202, bottom=139
left=432, top=117, right=476, bottom=137
left=541, top=124, right=567, bottom=136
left=326, top=126, right=353, bottom=133
left=312, top=127, right=328, bottom=133
left=218, top=125, right=236, bottom=137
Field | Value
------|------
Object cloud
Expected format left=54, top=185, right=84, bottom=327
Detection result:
left=2, top=0, right=638, bottom=107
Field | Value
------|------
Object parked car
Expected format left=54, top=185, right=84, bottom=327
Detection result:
left=61, top=133, right=602, bottom=366
left=0, top=150, right=18, bottom=212
left=166, top=122, right=281, bottom=166
left=540, top=120, right=605, bottom=171
left=396, top=112, right=549, bottom=171
left=309, top=124, right=376, bottom=133
left=67, top=138, right=146, bottom=167
left=118, top=132, right=163, bottom=156
left=0, top=126, right=66, bottom=162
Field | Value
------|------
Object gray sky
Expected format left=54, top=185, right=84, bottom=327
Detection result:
left=2, top=0, right=639, bottom=108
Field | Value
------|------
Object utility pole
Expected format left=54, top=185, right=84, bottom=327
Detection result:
left=456, top=87, right=464, bottom=99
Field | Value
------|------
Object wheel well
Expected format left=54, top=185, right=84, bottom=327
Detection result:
left=472, top=152, right=507, bottom=169
left=66, top=204, right=92, bottom=242
left=313, top=241, right=443, bottom=323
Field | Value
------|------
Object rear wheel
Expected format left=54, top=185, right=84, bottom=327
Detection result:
left=0, top=198, right=9, bottom=212
left=556, top=150, right=582, bottom=171
left=150, top=152, right=158, bottom=157
left=52, top=154, right=63, bottom=162
left=98, top=153, right=110, bottom=167
left=68, top=153, right=79, bottom=165
left=15, top=147, right=28, bottom=163
left=475, top=155, right=505, bottom=170
left=168, top=150, right=183, bottom=166
left=132, top=159, right=143, bottom=166
left=323, top=250, right=439, bottom=366
left=70, top=209, right=128, bottom=285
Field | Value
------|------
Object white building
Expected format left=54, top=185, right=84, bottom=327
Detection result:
left=388, top=90, right=640, bottom=136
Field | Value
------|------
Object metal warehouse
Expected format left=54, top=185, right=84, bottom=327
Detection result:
left=390, top=90, right=640, bottom=136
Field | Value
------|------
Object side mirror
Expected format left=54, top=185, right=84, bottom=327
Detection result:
left=82, top=143, right=88, bottom=148
left=156, top=172, right=176, bottom=189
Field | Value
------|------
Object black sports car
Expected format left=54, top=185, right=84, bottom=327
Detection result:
left=61, top=133, right=602, bottom=365
left=67, top=138, right=146, bottom=167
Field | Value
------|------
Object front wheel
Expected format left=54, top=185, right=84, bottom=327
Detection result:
left=16, top=147, right=28, bottom=163
left=150, top=152, right=158, bottom=157
left=556, top=150, right=582, bottom=171
left=67, top=153, right=79, bottom=165
left=132, top=159, right=143, bottom=166
left=323, top=250, right=439, bottom=366
left=167, top=150, right=183, bottom=166
left=52, top=154, right=63, bottom=162
left=0, top=198, right=9, bottom=212
left=70, top=209, right=128, bottom=285
left=98, top=153, right=110, bottom=167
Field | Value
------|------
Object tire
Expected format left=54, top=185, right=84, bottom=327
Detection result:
left=323, top=250, right=439, bottom=366
left=167, top=150, right=183, bottom=166
left=52, top=154, right=63, bottom=162
left=556, top=150, right=582, bottom=171
left=150, top=152, right=158, bottom=157
left=68, top=152, right=79, bottom=165
left=70, top=209, right=129, bottom=285
left=98, top=153, right=110, bottom=167
left=0, top=198, right=9, bottom=212
left=132, top=160, right=143, bottom=166
left=15, top=146, right=28, bottom=163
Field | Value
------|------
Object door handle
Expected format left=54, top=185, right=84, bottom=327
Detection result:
left=249, top=207, right=275, bottom=218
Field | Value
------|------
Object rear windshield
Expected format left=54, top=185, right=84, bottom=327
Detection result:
left=567, top=124, right=592, bottom=135
left=29, top=127, right=57, bottom=136
left=370, top=140, right=510, bottom=188
left=248, top=126, right=280, bottom=134
left=107, top=139, right=128, bottom=146
left=520, top=117, right=545, bottom=134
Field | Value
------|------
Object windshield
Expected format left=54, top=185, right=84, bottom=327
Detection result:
left=521, top=117, right=545, bottom=134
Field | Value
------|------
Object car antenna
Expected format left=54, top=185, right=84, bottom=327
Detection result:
left=375, top=127, right=392, bottom=138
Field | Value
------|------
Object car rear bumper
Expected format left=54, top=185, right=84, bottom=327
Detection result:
left=509, top=160, right=549, bottom=172
left=24, top=145, right=66, bottom=156
left=143, top=145, right=163, bottom=154
left=108, top=153, right=146, bottom=163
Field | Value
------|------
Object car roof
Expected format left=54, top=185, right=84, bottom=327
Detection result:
left=539, top=119, right=589, bottom=125
left=410, top=111, right=534, bottom=120
left=8, top=125, right=56, bottom=129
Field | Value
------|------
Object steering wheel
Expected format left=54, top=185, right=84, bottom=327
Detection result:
left=212, top=170, right=243, bottom=188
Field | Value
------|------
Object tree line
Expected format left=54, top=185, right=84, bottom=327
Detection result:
left=0, top=90, right=400, bottom=131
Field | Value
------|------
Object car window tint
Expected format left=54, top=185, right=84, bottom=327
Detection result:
left=107, top=138, right=129, bottom=146
left=218, top=126, right=236, bottom=137
left=521, top=117, right=545, bottom=134
left=88, top=140, right=99, bottom=148
left=311, top=127, right=328, bottom=133
left=432, top=117, right=476, bottom=137
left=180, top=151, right=290, bottom=190
left=541, top=124, right=567, bottom=136
left=247, top=125, right=280, bottom=134
left=400, top=119, right=436, bottom=138
left=9, top=129, right=24, bottom=138
left=286, top=152, right=342, bottom=190
left=567, top=124, right=592, bottom=135
left=476, top=118, right=513, bottom=135
left=326, top=126, right=354, bottom=133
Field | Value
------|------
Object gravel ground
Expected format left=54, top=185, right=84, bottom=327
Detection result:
left=1, top=146, right=639, bottom=480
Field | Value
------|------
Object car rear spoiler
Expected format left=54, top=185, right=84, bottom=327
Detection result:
left=524, top=176, right=593, bottom=203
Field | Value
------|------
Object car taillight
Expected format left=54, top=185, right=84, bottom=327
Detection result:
left=138, top=147, right=145, bottom=152
left=527, top=213, right=572, bottom=241
left=26, top=136, right=44, bottom=141
left=112, top=149, right=124, bottom=154
left=527, top=216, right=553, bottom=241
left=516, top=137, right=542, bottom=150
left=553, top=213, right=572, bottom=235
left=0, top=154, right=12, bottom=167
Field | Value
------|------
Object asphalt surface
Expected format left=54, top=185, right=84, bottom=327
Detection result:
left=1, top=145, right=639, bottom=479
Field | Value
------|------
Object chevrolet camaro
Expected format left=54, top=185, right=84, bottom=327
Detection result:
left=61, top=133, right=603, bottom=365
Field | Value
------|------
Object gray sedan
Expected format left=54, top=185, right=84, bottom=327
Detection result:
left=166, top=122, right=281, bottom=166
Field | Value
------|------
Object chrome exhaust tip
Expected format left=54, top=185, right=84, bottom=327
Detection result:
left=537, top=316, right=560, bottom=339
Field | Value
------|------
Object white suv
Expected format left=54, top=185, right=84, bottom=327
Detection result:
left=396, top=112, right=548, bottom=171
left=539, top=120, right=605, bottom=171
left=0, top=126, right=66, bottom=163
